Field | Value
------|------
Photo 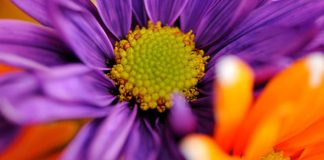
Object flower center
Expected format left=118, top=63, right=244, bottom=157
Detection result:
left=261, top=151, right=290, bottom=160
left=109, top=21, right=208, bottom=112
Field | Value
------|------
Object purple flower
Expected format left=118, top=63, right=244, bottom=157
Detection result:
left=0, top=0, right=324, bottom=159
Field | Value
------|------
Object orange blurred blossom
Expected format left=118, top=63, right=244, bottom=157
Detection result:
left=181, top=53, right=324, bottom=160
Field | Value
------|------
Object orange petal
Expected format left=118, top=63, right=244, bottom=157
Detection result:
left=277, top=53, right=324, bottom=141
left=299, top=154, right=324, bottom=160
left=243, top=103, right=293, bottom=160
left=0, top=121, right=82, bottom=160
left=276, top=117, right=324, bottom=152
left=233, top=53, right=324, bottom=155
left=298, top=142, right=324, bottom=160
left=286, top=79, right=324, bottom=136
left=214, top=56, right=254, bottom=152
left=181, top=134, right=240, bottom=160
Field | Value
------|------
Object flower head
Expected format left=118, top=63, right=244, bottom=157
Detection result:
left=181, top=53, right=324, bottom=160
left=109, top=21, right=208, bottom=112
left=0, top=0, right=324, bottom=159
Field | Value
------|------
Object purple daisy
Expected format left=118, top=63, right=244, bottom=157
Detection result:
left=1, top=0, right=324, bottom=159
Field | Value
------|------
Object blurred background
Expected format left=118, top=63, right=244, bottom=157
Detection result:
left=0, top=0, right=37, bottom=22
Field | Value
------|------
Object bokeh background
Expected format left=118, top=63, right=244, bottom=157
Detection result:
left=0, top=0, right=37, bottom=22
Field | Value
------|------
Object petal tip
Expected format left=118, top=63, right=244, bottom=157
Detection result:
left=306, top=52, right=324, bottom=88
left=216, top=56, right=241, bottom=87
left=180, top=134, right=216, bottom=160
left=180, top=135, right=205, bottom=160
left=169, top=93, right=196, bottom=135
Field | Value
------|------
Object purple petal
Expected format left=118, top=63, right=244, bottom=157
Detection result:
left=180, top=0, right=216, bottom=33
left=49, top=0, right=114, bottom=70
left=257, top=0, right=269, bottom=7
left=199, top=65, right=215, bottom=97
left=200, top=67, right=214, bottom=88
left=207, top=24, right=318, bottom=70
left=89, top=104, right=137, bottom=159
left=145, top=0, right=188, bottom=26
left=0, top=20, right=71, bottom=66
left=75, top=0, right=119, bottom=43
left=307, top=30, right=324, bottom=51
left=190, top=96, right=214, bottom=134
left=132, top=0, right=148, bottom=26
left=213, top=0, right=324, bottom=51
left=0, top=95, right=111, bottom=124
left=123, top=118, right=160, bottom=160
left=198, top=81, right=214, bottom=97
left=76, top=0, right=101, bottom=16
left=40, top=64, right=116, bottom=107
left=11, top=0, right=51, bottom=26
left=156, top=121, right=185, bottom=160
left=62, top=120, right=101, bottom=160
left=168, top=93, right=196, bottom=136
left=305, top=17, right=324, bottom=51
left=0, top=72, right=111, bottom=124
left=0, top=117, right=19, bottom=153
left=0, top=56, right=116, bottom=107
left=0, top=72, right=40, bottom=99
left=253, top=59, right=291, bottom=84
left=182, top=0, right=258, bottom=48
left=11, top=0, right=100, bottom=26
left=0, top=53, right=48, bottom=71
left=97, top=0, right=132, bottom=39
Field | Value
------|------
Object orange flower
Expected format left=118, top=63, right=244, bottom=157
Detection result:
left=181, top=53, right=324, bottom=160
